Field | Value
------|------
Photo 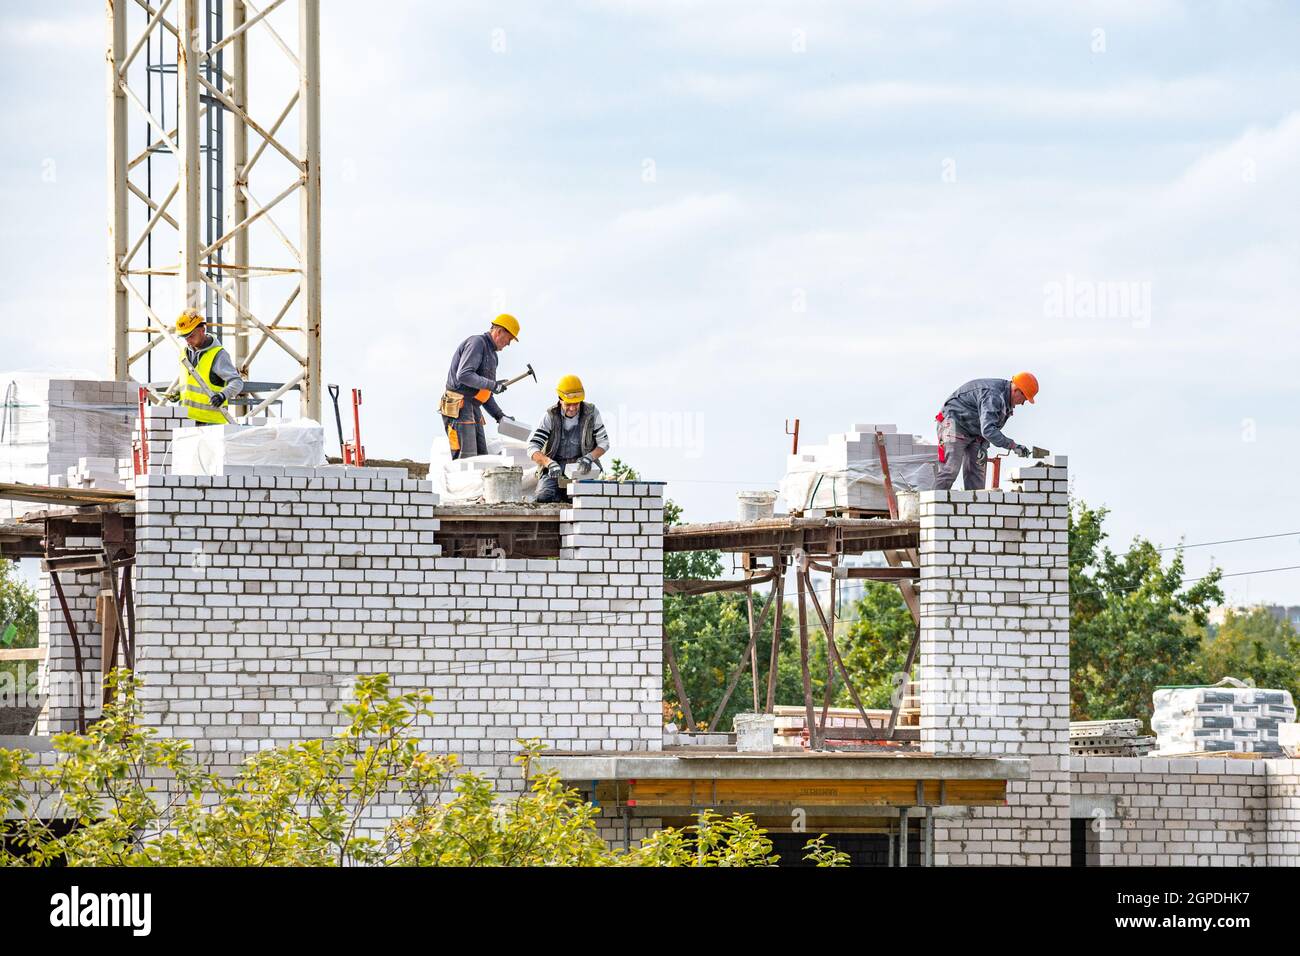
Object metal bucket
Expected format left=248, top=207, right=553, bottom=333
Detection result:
left=482, top=465, right=524, bottom=504
left=737, top=490, right=778, bottom=522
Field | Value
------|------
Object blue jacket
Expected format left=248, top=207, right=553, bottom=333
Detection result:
left=942, top=378, right=1016, bottom=449
left=445, top=332, right=504, bottom=421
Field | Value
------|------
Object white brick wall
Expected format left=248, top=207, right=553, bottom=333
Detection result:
left=1074, top=757, right=1273, bottom=866
left=920, top=458, right=1072, bottom=865
left=92, top=472, right=667, bottom=794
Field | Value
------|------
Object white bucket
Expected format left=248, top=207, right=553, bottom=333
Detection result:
left=896, top=490, right=919, bottom=521
left=482, top=465, right=524, bottom=504
left=737, top=490, right=778, bottom=522
left=733, top=712, right=776, bottom=752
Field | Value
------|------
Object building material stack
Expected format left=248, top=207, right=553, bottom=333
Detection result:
left=1152, top=684, right=1296, bottom=755
left=779, top=423, right=938, bottom=515
left=1069, top=719, right=1155, bottom=756
left=0, top=375, right=138, bottom=518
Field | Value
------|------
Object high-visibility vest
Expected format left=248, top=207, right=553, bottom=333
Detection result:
left=179, top=344, right=228, bottom=424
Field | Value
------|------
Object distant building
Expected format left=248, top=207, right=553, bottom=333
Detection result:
left=1207, top=604, right=1300, bottom=630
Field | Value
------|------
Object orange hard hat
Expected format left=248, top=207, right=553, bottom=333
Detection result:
left=1011, top=371, right=1039, bottom=403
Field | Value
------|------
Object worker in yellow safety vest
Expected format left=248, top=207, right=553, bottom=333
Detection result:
left=169, top=309, right=244, bottom=424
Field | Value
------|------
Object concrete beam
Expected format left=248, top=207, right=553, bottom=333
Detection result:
left=536, top=752, right=1030, bottom=782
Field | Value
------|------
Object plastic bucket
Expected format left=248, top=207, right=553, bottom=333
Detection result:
left=896, top=490, right=919, bottom=521
left=733, top=713, right=776, bottom=752
left=737, top=490, right=778, bottom=522
left=482, top=465, right=524, bottom=504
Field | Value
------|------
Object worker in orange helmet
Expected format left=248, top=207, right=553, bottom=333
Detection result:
left=934, top=373, right=1039, bottom=491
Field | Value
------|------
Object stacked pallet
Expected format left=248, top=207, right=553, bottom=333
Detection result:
left=778, top=423, right=939, bottom=515
left=1153, top=685, right=1296, bottom=755
left=1069, top=719, right=1156, bottom=756
left=65, top=456, right=124, bottom=490
left=0, top=375, right=137, bottom=518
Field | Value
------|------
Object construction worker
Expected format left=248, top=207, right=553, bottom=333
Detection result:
left=528, top=374, right=611, bottom=503
left=440, top=314, right=520, bottom=459
left=169, top=309, right=243, bottom=424
left=934, top=373, right=1038, bottom=491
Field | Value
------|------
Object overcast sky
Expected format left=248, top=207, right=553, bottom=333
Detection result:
left=2, top=1, right=1298, bottom=604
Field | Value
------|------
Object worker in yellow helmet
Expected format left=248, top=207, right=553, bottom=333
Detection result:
left=440, top=314, right=520, bottom=459
left=168, top=309, right=243, bottom=424
left=934, top=373, right=1039, bottom=490
left=527, top=374, right=611, bottom=503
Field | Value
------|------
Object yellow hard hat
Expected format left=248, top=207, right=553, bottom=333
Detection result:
left=491, top=313, right=520, bottom=340
left=556, top=374, right=585, bottom=403
left=1011, top=371, right=1039, bottom=403
left=175, top=309, right=204, bottom=336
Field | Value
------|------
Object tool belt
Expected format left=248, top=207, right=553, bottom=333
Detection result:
left=439, top=389, right=465, bottom=418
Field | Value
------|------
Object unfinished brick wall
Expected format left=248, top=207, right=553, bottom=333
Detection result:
left=121, top=471, right=663, bottom=794
left=919, top=458, right=1071, bottom=865
left=1073, top=757, right=1272, bottom=865
left=1264, top=761, right=1300, bottom=865
left=35, top=548, right=104, bottom=735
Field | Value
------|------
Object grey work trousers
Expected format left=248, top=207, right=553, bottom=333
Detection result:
left=443, top=409, right=486, bottom=460
left=934, top=414, right=988, bottom=491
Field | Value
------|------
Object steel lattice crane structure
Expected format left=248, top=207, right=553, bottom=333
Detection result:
left=106, top=0, right=322, bottom=421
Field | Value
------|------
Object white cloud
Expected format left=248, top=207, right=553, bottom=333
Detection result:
left=1, top=15, right=100, bottom=51
left=787, top=76, right=1233, bottom=123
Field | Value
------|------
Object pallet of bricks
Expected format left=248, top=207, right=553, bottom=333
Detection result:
left=1069, top=719, right=1155, bottom=756
left=778, top=423, right=939, bottom=516
left=0, top=374, right=137, bottom=518
left=1152, top=680, right=1296, bottom=755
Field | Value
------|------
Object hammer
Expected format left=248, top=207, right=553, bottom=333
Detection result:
left=500, top=363, right=537, bottom=389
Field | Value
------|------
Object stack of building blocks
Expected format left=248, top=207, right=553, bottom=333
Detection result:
left=780, top=422, right=939, bottom=515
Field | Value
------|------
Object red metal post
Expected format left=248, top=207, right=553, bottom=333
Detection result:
left=136, top=386, right=150, bottom=476
left=349, top=388, right=365, bottom=466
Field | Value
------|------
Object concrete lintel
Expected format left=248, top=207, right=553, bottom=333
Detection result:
left=537, top=752, right=1030, bottom=782
left=1071, top=793, right=1118, bottom=819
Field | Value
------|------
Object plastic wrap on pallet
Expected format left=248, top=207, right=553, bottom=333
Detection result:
left=778, top=423, right=940, bottom=515
left=169, top=418, right=327, bottom=475
left=780, top=452, right=939, bottom=515
left=1152, top=682, right=1297, bottom=755
left=0, top=372, right=139, bottom=519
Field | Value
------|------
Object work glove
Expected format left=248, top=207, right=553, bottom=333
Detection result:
left=209, top=393, right=226, bottom=408
left=1012, top=443, right=1029, bottom=457
left=493, top=379, right=509, bottom=395
left=574, top=455, right=597, bottom=476
left=545, top=461, right=564, bottom=479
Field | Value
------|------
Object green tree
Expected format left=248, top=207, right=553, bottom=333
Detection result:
left=1068, top=502, right=1223, bottom=728
left=0, top=670, right=844, bottom=867
left=0, top=558, right=38, bottom=731
left=1193, top=607, right=1300, bottom=697
left=835, top=581, right=915, bottom=709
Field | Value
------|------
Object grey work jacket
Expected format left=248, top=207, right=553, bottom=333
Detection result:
left=528, top=402, right=610, bottom=466
left=941, top=378, right=1016, bottom=450
left=445, top=332, right=504, bottom=421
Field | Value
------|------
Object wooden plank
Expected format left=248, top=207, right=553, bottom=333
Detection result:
left=0, top=481, right=132, bottom=506
left=0, top=647, right=45, bottom=661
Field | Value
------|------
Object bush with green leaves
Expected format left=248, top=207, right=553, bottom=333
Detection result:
left=0, top=670, right=845, bottom=867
